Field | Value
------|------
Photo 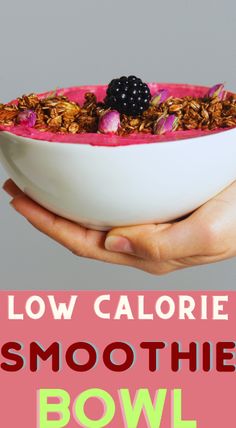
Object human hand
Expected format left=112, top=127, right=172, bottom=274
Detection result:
left=3, top=179, right=236, bottom=274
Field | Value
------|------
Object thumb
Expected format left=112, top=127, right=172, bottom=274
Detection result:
left=105, top=221, right=204, bottom=261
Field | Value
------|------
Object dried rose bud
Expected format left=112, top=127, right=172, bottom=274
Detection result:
left=151, top=89, right=170, bottom=106
left=154, top=114, right=178, bottom=135
left=207, top=83, right=225, bottom=100
left=17, top=109, right=37, bottom=127
left=98, top=110, right=120, bottom=134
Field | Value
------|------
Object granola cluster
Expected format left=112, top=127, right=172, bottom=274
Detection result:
left=0, top=92, right=100, bottom=134
left=1, top=87, right=236, bottom=136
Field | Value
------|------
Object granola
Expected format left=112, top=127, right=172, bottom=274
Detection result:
left=0, top=83, right=236, bottom=137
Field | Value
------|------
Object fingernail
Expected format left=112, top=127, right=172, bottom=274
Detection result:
left=105, top=236, right=134, bottom=254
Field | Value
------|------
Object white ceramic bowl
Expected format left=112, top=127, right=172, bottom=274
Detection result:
left=1, top=125, right=236, bottom=230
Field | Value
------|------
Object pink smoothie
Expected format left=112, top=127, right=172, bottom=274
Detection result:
left=0, top=83, right=231, bottom=146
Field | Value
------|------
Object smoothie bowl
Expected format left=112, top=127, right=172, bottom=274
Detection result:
left=0, top=78, right=236, bottom=230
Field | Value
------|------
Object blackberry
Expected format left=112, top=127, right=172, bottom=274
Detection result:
left=105, top=75, right=151, bottom=117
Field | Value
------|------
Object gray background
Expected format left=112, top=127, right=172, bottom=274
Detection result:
left=0, top=0, right=236, bottom=290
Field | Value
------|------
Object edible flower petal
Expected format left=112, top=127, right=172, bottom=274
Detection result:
left=98, top=110, right=120, bottom=134
left=17, top=110, right=37, bottom=127
left=207, top=83, right=225, bottom=100
left=151, top=89, right=170, bottom=106
left=154, top=114, right=178, bottom=135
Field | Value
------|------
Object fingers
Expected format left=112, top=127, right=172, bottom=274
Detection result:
left=3, top=185, right=143, bottom=269
left=2, top=181, right=94, bottom=257
left=2, top=179, right=22, bottom=197
left=105, top=220, right=206, bottom=261
left=11, top=193, right=93, bottom=253
left=2, top=179, right=202, bottom=264
left=1, top=179, right=208, bottom=275
left=105, top=181, right=236, bottom=264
